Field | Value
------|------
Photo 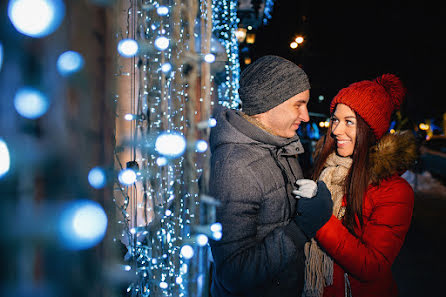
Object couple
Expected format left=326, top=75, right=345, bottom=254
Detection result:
left=208, top=56, right=417, bottom=297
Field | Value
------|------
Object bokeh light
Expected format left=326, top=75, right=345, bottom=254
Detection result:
left=195, top=140, right=208, bottom=153
left=0, top=138, right=11, bottom=178
left=118, top=168, right=137, bottom=186
left=161, top=62, right=172, bottom=73
left=117, top=39, right=139, bottom=57
left=88, top=167, right=106, bottom=189
left=59, top=200, right=108, bottom=250
left=155, top=132, right=186, bottom=158
left=57, top=51, right=84, bottom=76
left=154, top=36, right=169, bottom=51
left=14, top=87, right=49, bottom=119
left=157, top=6, right=169, bottom=16
left=204, top=53, right=215, bottom=63
left=180, top=244, right=194, bottom=259
left=8, top=0, right=65, bottom=38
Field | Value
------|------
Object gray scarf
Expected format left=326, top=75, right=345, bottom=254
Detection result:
left=303, top=153, right=352, bottom=297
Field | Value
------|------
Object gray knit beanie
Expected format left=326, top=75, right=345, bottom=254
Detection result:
left=238, top=55, right=310, bottom=115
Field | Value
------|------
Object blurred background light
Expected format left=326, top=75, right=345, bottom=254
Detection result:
left=156, top=6, right=169, bottom=16
left=154, top=36, right=169, bottom=51
left=13, top=87, right=50, bottom=119
left=57, top=50, right=84, bottom=76
left=59, top=200, right=108, bottom=250
left=290, top=41, right=298, bottom=49
left=195, top=140, right=208, bottom=153
left=295, top=36, right=304, bottom=44
left=156, top=157, right=168, bottom=166
left=180, top=244, right=194, bottom=259
left=0, top=42, right=3, bottom=72
left=118, top=168, right=137, bottom=186
left=117, top=39, right=138, bottom=57
left=88, top=167, right=106, bottom=189
left=8, top=0, right=65, bottom=38
left=208, top=117, right=217, bottom=127
left=161, top=62, right=172, bottom=73
left=196, top=234, right=208, bottom=246
left=155, top=132, right=186, bottom=158
left=0, top=138, right=11, bottom=178
left=204, top=53, right=215, bottom=63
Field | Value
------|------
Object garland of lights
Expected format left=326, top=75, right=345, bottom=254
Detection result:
left=262, top=0, right=276, bottom=25
left=113, top=0, right=224, bottom=296
left=212, top=0, right=241, bottom=109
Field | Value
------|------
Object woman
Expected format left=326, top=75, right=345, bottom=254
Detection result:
left=304, top=74, right=417, bottom=297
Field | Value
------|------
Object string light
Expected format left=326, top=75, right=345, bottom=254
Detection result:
left=155, top=132, right=186, bottom=158
left=117, top=39, right=139, bottom=57
left=13, top=87, right=49, bottom=119
left=88, top=167, right=106, bottom=189
left=7, top=0, right=65, bottom=38
left=59, top=200, right=108, bottom=250
left=0, top=138, right=10, bottom=178
left=57, top=51, right=84, bottom=76
left=118, top=168, right=137, bottom=185
left=154, top=36, right=170, bottom=51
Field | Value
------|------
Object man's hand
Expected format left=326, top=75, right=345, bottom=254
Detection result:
left=292, top=179, right=317, bottom=198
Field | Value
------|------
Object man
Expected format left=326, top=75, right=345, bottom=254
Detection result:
left=208, top=55, right=333, bottom=297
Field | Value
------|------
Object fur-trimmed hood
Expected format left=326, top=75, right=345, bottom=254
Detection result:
left=369, top=131, right=418, bottom=184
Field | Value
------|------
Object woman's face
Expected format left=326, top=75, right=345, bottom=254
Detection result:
left=331, top=104, right=357, bottom=157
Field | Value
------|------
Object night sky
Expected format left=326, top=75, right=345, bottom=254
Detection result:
left=252, top=0, right=446, bottom=124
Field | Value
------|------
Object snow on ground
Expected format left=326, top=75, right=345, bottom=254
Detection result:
left=402, top=171, right=446, bottom=198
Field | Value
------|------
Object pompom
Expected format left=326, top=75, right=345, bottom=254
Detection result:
left=375, top=74, right=406, bottom=110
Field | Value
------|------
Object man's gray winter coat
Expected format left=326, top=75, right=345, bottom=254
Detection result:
left=209, top=106, right=309, bottom=297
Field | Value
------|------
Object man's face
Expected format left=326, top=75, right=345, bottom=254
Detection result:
left=255, top=90, right=310, bottom=138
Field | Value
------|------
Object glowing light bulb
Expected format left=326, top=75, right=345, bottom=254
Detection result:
left=154, top=36, right=169, bottom=51
left=88, top=167, right=106, bottom=189
left=118, top=168, right=137, bottom=185
left=161, top=62, right=172, bottom=73
left=210, top=222, right=222, bottom=232
left=117, top=39, right=139, bottom=57
left=124, top=113, right=135, bottom=121
left=157, top=6, right=169, bottom=16
left=204, top=53, right=215, bottom=63
left=195, top=140, right=208, bottom=153
left=208, top=118, right=217, bottom=127
left=156, top=157, right=168, bottom=166
left=295, top=36, right=304, bottom=44
left=180, top=244, right=194, bottom=259
left=57, top=51, right=84, bottom=76
left=14, top=87, right=49, bottom=119
left=0, top=138, right=11, bottom=178
left=212, top=231, right=222, bottom=240
left=290, top=41, right=298, bottom=49
left=155, top=132, right=186, bottom=158
left=159, top=281, right=168, bottom=289
left=8, top=0, right=65, bottom=38
left=197, top=234, right=208, bottom=246
left=59, top=200, right=108, bottom=250
left=176, top=276, right=183, bottom=284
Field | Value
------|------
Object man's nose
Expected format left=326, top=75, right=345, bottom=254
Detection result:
left=300, top=106, right=310, bottom=122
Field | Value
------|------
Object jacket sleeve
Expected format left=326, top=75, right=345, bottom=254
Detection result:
left=209, top=161, right=307, bottom=294
left=315, top=178, right=414, bottom=281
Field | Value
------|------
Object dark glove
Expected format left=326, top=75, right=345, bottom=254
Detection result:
left=294, top=181, right=333, bottom=239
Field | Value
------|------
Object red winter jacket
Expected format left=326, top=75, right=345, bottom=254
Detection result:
left=316, top=175, right=414, bottom=297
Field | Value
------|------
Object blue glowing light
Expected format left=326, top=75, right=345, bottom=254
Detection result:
left=57, top=51, right=84, bottom=76
left=161, top=62, right=172, bottom=73
left=124, top=113, right=135, bottom=121
left=156, top=157, right=168, bottom=166
left=118, top=168, right=137, bottom=186
left=197, top=234, right=209, bottom=246
left=159, top=282, right=168, bottom=289
left=117, top=39, right=139, bottom=57
left=210, top=222, right=222, bottom=232
left=88, top=167, right=106, bottom=189
left=14, top=87, right=49, bottom=119
left=157, top=6, right=169, bottom=16
left=195, top=140, right=208, bottom=153
left=8, top=0, right=65, bottom=38
left=180, top=244, right=194, bottom=259
left=154, top=36, right=169, bottom=51
left=0, top=138, right=11, bottom=178
left=0, top=43, right=3, bottom=72
left=209, top=117, right=217, bottom=127
left=59, top=200, right=108, bottom=250
left=175, top=276, right=183, bottom=284
left=204, top=53, right=215, bottom=63
left=155, top=132, right=186, bottom=158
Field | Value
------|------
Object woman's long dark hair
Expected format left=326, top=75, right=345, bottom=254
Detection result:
left=312, top=108, right=376, bottom=235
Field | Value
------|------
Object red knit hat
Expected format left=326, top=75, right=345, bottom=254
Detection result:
left=330, top=74, right=406, bottom=140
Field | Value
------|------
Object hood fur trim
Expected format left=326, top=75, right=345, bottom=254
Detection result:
left=369, top=131, right=418, bottom=184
